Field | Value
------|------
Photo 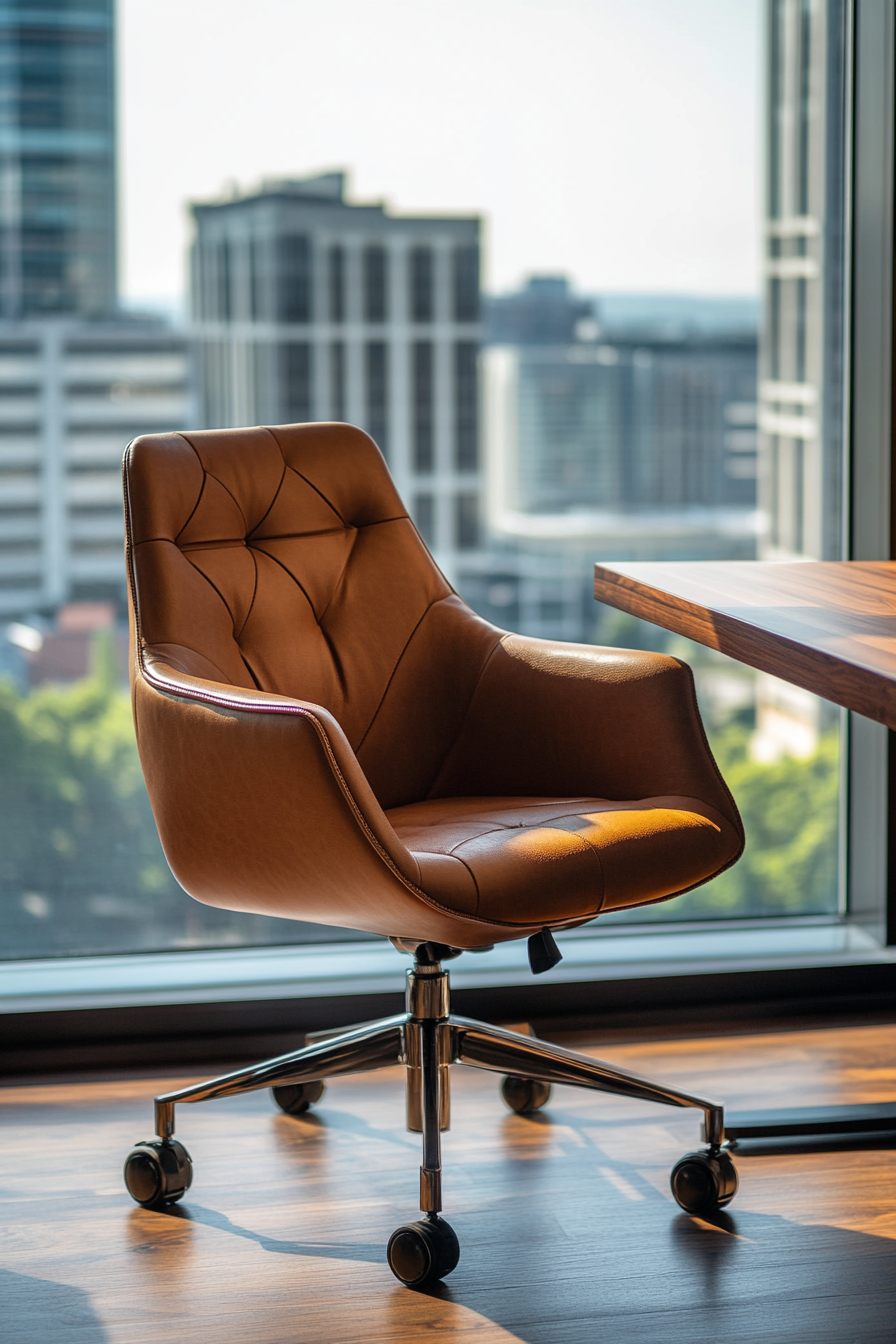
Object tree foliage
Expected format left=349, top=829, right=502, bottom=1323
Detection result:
left=0, top=658, right=841, bottom=956
left=671, top=721, right=840, bottom=918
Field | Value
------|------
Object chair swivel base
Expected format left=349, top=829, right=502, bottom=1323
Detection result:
left=123, top=950, right=738, bottom=1286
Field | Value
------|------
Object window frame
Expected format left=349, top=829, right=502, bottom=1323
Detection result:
left=4, top=1, right=896, bottom=1063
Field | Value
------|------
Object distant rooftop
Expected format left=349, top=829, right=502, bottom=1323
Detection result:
left=595, top=292, right=760, bottom=337
left=257, top=171, right=347, bottom=202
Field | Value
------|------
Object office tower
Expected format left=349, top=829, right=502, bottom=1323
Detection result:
left=759, top=0, right=849, bottom=560
left=0, top=2, right=198, bottom=625
left=486, top=275, right=596, bottom=345
left=488, top=336, right=757, bottom=518
left=476, top=276, right=758, bottom=643
left=190, top=172, right=484, bottom=587
left=0, top=0, right=116, bottom=318
left=0, top=319, right=194, bottom=619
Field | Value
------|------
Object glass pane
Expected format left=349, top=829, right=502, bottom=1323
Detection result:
left=0, top=1, right=849, bottom=958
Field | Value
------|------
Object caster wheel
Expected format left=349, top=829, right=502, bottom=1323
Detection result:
left=670, top=1148, right=738, bottom=1215
left=123, top=1139, right=192, bottom=1209
left=501, top=1074, right=552, bottom=1114
left=272, top=1081, right=325, bottom=1115
left=387, top=1215, right=460, bottom=1287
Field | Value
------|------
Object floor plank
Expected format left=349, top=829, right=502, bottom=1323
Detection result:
left=3, top=1022, right=896, bottom=1343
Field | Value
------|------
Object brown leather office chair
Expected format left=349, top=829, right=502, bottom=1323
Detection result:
left=121, top=422, right=744, bottom=1286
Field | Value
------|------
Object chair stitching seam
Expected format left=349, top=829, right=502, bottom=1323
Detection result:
left=425, top=632, right=506, bottom=797
left=449, top=852, right=481, bottom=916
left=177, top=434, right=250, bottom=533
left=204, top=468, right=250, bottom=534
left=145, top=643, right=233, bottom=686
left=248, top=459, right=287, bottom=538
left=253, top=545, right=347, bottom=694
left=239, top=649, right=263, bottom=690
left=173, top=462, right=207, bottom=543
left=558, top=829, right=605, bottom=908
left=315, top=524, right=360, bottom=625
left=353, top=592, right=447, bottom=754
left=249, top=542, right=319, bottom=616
left=240, top=525, right=347, bottom=542
left=265, top=426, right=347, bottom=523
left=235, top=546, right=259, bottom=641
left=442, top=824, right=513, bottom=852
left=184, top=554, right=238, bottom=628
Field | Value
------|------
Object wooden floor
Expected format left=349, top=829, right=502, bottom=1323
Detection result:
left=3, top=1021, right=896, bottom=1344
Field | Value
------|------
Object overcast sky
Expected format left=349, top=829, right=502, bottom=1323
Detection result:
left=117, top=0, right=761, bottom=309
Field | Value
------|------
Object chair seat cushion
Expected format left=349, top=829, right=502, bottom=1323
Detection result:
left=386, top=795, right=740, bottom=926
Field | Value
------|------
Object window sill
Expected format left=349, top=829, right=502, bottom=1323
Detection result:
left=2, top=916, right=893, bottom=1016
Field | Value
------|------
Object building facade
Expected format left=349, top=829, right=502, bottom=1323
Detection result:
left=0, top=318, right=193, bottom=619
left=0, top=0, right=116, bottom=319
left=487, top=335, right=758, bottom=519
left=759, top=0, right=849, bottom=560
left=480, top=276, right=759, bottom=644
left=0, top=2, right=193, bottom=627
left=190, top=172, right=485, bottom=587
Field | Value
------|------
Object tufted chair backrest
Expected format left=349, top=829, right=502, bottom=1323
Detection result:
left=124, top=422, right=502, bottom=809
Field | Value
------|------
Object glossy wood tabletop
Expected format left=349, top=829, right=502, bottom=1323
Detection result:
left=3, top=1021, right=896, bottom=1344
left=594, top=559, right=896, bottom=727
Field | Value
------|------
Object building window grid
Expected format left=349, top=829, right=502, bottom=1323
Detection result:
left=452, top=244, right=479, bottom=322
left=409, top=246, right=434, bottom=323
left=454, top=490, right=480, bottom=551
left=330, top=340, right=346, bottom=421
left=217, top=240, right=232, bottom=321
left=365, top=340, right=388, bottom=455
left=280, top=342, right=312, bottom=422
left=412, top=492, right=435, bottom=548
left=364, top=244, right=388, bottom=323
left=454, top=341, right=478, bottom=472
left=412, top=340, right=434, bottom=473
left=276, top=234, right=312, bottom=324
left=249, top=238, right=265, bottom=321
left=328, top=244, right=345, bottom=323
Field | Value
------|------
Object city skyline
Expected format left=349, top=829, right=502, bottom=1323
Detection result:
left=118, top=0, right=761, bottom=311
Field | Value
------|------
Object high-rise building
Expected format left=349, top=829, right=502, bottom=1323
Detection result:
left=190, top=172, right=485, bottom=587
left=758, top=0, right=849, bottom=560
left=0, top=3, right=198, bottom=626
left=478, top=278, right=759, bottom=644
left=488, top=336, right=757, bottom=518
left=0, top=318, right=195, bottom=619
left=486, top=275, right=596, bottom=346
left=751, top=0, right=850, bottom=761
left=0, top=0, right=116, bottom=319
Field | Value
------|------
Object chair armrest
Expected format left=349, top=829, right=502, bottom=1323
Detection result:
left=430, top=634, right=742, bottom=833
left=133, top=652, right=433, bottom=932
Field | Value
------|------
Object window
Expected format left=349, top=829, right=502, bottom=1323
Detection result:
left=3, top=1, right=890, bottom=970
left=249, top=237, right=266, bottom=321
left=412, top=492, right=435, bottom=547
left=453, top=244, right=479, bottom=322
left=365, top=340, right=388, bottom=454
left=454, top=341, right=478, bottom=471
left=330, top=340, right=346, bottom=421
left=454, top=491, right=480, bottom=550
left=364, top=244, right=388, bottom=323
left=413, top=340, right=434, bottom=472
left=275, top=234, right=312, bottom=323
left=410, top=246, right=434, bottom=322
left=328, top=244, right=345, bottom=323
left=216, top=240, right=232, bottom=320
left=279, top=342, right=312, bottom=422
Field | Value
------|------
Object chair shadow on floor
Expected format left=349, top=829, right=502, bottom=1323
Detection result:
left=2, top=1267, right=110, bottom=1344
left=138, top=1101, right=896, bottom=1344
